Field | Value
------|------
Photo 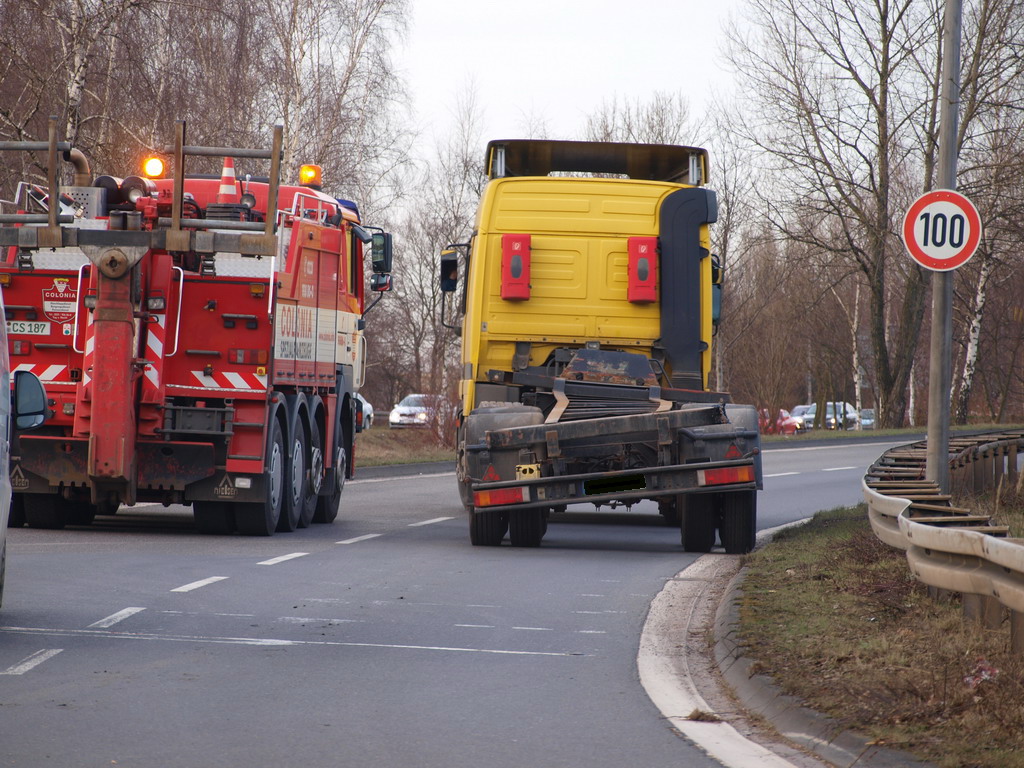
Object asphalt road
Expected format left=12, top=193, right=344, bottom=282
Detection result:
left=0, top=438, right=902, bottom=767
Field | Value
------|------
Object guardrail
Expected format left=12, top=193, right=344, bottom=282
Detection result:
left=863, top=431, right=1024, bottom=654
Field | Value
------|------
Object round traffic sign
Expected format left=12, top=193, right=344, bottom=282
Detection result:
left=902, top=189, right=982, bottom=271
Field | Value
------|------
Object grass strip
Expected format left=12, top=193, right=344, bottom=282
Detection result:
left=738, top=506, right=1024, bottom=768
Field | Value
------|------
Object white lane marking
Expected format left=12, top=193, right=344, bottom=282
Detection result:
left=170, top=576, right=229, bottom=593
left=0, top=626, right=584, bottom=657
left=455, top=624, right=495, bottom=629
left=578, top=630, right=607, bottom=634
left=822, top=466, right=857, bottom=472
left=408, top=517, right=454, bottom=527
left=279, top=617, right=364, bottom=624
left=160, top=611, right=256, bottom=618
left=639, top=555, right=802, bottom=768
left=88, top=607, right=146, bottom=628
left=336, top=534, right=383, bottom=544
left=512, top=626, right=553, bottom=631
left=579, top=594, right=605, bottom=598
left=765, top=471, right=800, bottom=478
left=572, top=610, right=626, bottom=615
left=258, top=552, right=309, bottom=565
left=1, top=649, right=63, bottom=675
left=350, top=472, right=453, bottom=485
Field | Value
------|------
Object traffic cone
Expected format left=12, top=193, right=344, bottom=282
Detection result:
left=216, top=157, right=239, bottom=203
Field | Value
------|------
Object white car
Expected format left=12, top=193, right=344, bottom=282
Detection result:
left=0, top=292, right=48, bottom=610
left=355, top=393, right=374, bottom=430
left=389, top=394, right=441, bottom=428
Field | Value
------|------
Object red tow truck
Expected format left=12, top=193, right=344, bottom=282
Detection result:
left=0, top=119, right=393, bottom=535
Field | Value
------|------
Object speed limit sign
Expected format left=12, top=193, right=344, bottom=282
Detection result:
left=902, top=189, right=982, bottom=271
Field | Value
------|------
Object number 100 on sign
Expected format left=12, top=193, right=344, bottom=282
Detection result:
left=902, top=190, right=982, bottom=272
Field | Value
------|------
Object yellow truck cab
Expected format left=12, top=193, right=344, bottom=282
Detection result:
left=441, top=139, right=762, bottom=552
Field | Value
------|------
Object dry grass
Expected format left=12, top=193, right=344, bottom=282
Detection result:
left=355, top=426, right=454, bottom=467
left=740, top=506, right=1024, bottom=768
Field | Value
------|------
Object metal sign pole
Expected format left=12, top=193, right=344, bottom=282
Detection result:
left=926, top=0, right=962, bottom=493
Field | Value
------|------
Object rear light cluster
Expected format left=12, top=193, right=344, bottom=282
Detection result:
left=11, top=340, right=31, bottom=355
left=473, top=486, right=527, bottom=507
left=697, top=465, right=755, bottom=487
left=228, top=348, right=269, bottom=365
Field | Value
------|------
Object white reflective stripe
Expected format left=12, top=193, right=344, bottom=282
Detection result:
left=192, top=371, right=218, bottom=387
left=224, top=372, right=249, bottom=389
left=13, top=364, right=34, bottom=373
left=146, top=315, right=165, bottom=358
left=39, top=365, right=66, bottom=381
left=144, top=366, right=160, bottom=389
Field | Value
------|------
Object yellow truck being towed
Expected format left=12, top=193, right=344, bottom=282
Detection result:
left=440, top=139, right=762, bottom=552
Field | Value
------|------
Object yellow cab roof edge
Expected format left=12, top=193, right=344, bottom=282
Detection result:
left=485, top=139, right=708, bottom=184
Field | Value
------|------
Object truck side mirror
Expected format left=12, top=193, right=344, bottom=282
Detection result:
left=13, top=370, right=48, bottom=430
left=370, top=273, right=392, bottom=292
left=711, top=283, right=722, bottom=327
left=711, top=254, right=723, bottom=285
left=440, top=249, right=458, bottom=293
left=371, top=232, right=393, bottom=274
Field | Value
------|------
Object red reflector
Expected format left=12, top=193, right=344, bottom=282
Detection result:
left=627, top=236, right=658, bottom=303
left=698, top=465, right=755, bottom=487
left=500, top=233, right=531, bottom=300
left=473, top=487, right=527, bottom=507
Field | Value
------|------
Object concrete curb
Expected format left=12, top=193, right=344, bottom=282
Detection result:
left=713, top=567, right=935, bottom=768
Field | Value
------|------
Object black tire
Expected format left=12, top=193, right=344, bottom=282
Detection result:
left=66, top=501, right=96, bottom=526
left=299, top=415, right=323, bottom=528
left=277, top=415, right=306, bottom=533
left=680, top=493, right=716, bottom=552
left=469, top=510, right=508, bottom=546
left=23, top=494, right=67, bottom=530
left=8, top=495, right=25, bottom=528
left=194, top=501, right=236, bottom=535
left=658, top=497, right=680, bottom=526
left=236, top=417, right=285, bottom=536
left=509, top=508, right=545, bottom=547
left=719, top=490, right=757, bottom=555
left=313, top=421, right=345, bottom=524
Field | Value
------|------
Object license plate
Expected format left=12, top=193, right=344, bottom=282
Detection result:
left=6, top=320, right=51, bottom=335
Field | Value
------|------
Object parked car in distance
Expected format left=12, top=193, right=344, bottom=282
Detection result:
left=804, top=401, right=858, bottom=430
left=389, top=394, right=441, bottom=428
left=860, top=408, right=875, bottom=429
left=789, top=404, right=812, bottom=432
left=355, top=393, right=374, bottom=430
left=759, top=408, right=801, bottom=436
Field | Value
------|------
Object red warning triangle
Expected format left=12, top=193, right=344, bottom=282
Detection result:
left=725, top=444, right=743, bottom=459
left=481, top=465, right=501, bottom=482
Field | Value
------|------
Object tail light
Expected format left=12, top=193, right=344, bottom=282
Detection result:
left=697, top=465, right=755, bottom=487
left=473, top=486, right=527, bottom=507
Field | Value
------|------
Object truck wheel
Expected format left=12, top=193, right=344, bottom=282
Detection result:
left=679, top=494, right=715, bottom=552
left=277, top=420, right=307, bottom=533
left=23, top=494, right=67, bottom=530
left=509, top=508, right=545, bottom=547
left=66, top=502, right=96, bottom=526
left=719, top=491, right=757, bottom=555
left=469, top=510, right=508, bottom=546
left=299, top=417, right=323, bottom=528
left=194, top=501, right=236, bottom=535
left=658, top=497, right=680, bottom=526
left=313, top=421, right=346, bottom=524
left=236, top=418, right=285, bottom=536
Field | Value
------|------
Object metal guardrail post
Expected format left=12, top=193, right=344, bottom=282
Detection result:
left=864, top=431, right=1024, bottom=655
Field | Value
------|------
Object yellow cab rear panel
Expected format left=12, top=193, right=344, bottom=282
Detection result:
left=448, top=139, right=761, bottom=553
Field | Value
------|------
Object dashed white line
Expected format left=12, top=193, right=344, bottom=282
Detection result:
left=336, top=534, right=383, bottom=544
left=455, top=624, right=495, bottom=629
left=408, top=517, right=455, bottom=527
left=279, top=616, right=364, bottom=624
left=578, top=630, right=607, bottom=634
left=170, top=576, right=229, bottom=593
left=0, top=626, right=582, bottom=656
left=1, top=649, right=63, bottom=675
left=512, top=626, right=553, bottom=632
left=88, top=607, right=146, bottom=628
left=822, top=466, right=857, bottom=472
left=258, top=552, right=309, bottom=565
left=765, top=471, right=800, bottom=478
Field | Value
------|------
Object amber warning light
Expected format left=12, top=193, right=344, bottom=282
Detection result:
left=142, top=156, right=165, bottom=178
left=299, top=164, right=322, bottom=188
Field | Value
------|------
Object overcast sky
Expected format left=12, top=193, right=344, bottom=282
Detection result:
left=395, top=0, right=739, bottom=149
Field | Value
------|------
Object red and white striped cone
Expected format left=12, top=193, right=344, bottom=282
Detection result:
left=216, top=157, right=239, bottom=203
